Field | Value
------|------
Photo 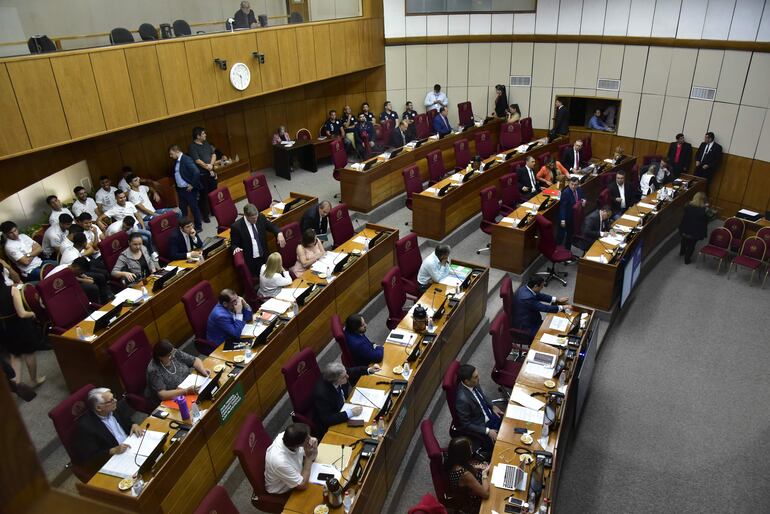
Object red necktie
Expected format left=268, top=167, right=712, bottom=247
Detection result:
left=674, top=144, right=681, bottom=163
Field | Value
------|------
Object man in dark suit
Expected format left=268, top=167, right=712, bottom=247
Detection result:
left=517, top=156, right=540, bottom=199
left=169, top=144, right=203, bottom=231
left=513, top=276, right=570, bottom=340
left=432, top=106, right=453, bottom=136
left=168, top=217, right=203, bottom=261
left=694, top=132, right=723, bottom=190
left=455, top=364, right=504, bottom=455
left=666, top=133, right=692, bottom=179
left=73, top=387, right=144, bottom=470
left=560, top=139, right=586, bottom=172
left=576, top=205, right=612, bottom=252
left=558, top=176, right=586, bottom=247
left=230, top=203, right=285, bottom=275
left=389, top=120, right=411, bottom=148
left=607, top=170, right=640, bottom=215
left=300, top=200, right=331, bottom=241
left=550, top=98, right=569, bottom=139
left=343, top=314, right=383, bottom=366
left=312, top=361, right=380, bottom=437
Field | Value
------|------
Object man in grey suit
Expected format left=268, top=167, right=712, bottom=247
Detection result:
left=455, top=364, right=503, bottom=454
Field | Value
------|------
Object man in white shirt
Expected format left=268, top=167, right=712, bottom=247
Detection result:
left=76, top=213, right=103, bottom=258
left=517, top=156, right=540, bottom=198
left=264, top=423, right=318, bottom=494
left=103, top=191, right=155, bottom=253
left=46, top=195, right=74, bottom=227
left=417, top=245, right=452, bottom=293
left=1, top=221, right=47, bottom=281
left=608, top=170, right=639, bottom=216
left=105, top=216, right=136, bottom=237
left=126, top=173, right=177, bottom=222
left=95, top=176, right=119, bottom=213
left=424, top=84, right=448, bottom=112
left=117, top=166, right=134, bottom=192
left=72, top=186, right=106, bottom=231
left=42, top=213, right=73, bottom=259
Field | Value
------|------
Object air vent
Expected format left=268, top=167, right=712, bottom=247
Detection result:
left=510, top=75, right=531, bottom=87
left=691, top=86, right=716, bottom=101
left=597, top=79, right=620, bottom=91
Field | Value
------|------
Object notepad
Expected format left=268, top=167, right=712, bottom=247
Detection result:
left=439, top=276, right=463, bottom=287
left=240, top=323, right=270, bottom=339
left=259, top=298, right=292, bottom=314
left=600, top=236, right=619, bottom=246
left=510, top=387, right=545, bottom=411
left=350, top=387, right=388, bottom=409
left=505, top=404, right=545, bottom=424
left=386, top=329, right=417, bottom=346
left=549, top=316, right=569, bottom=331
left=522, top=361, right=555, bottom=379
left=342, top=403, right=374, bottom=422
left=638, top=202, right=656, bottom=210
left=309, top=463, right=342, bottom=485
left=540, top=333, right=567, bottom=348
left=177, top=373, right=212, bottom=393
left=99, top=430, right=166, bottom=479
left=621, top=214, right=641, bottom=222
left=316, top=443, right=352, bottom=471
left=111, top=288, right=143, bottom=305
left=275, top=288, right=307, bottom=303
left=500, top=217, right=516, bottom=224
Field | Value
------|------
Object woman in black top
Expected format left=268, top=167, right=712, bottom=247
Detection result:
left=446, top=437, right=490, bottom=512
left=679, top=192, right=709, bottom=264
left=0, top=280, right=45, bottom=387
left=492, top=84, right=509, bottom=118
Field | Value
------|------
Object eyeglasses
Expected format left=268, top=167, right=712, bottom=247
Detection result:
left=100, top=397, right=117, bottom=405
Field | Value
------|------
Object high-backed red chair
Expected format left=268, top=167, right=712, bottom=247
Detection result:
left=107, top=325, right=157, bottom=414
left=457, top=101, right=474, bottom=127
left=22, top=283, right=48, bottom=325
left=244, top=173, right=273, bottom=211
left=698, top=227, right=732, bottom=273
left=233, top=414, right=290, bottom=512
left=381, top=118, right=395, bottom=147
left=629, top=164, right=640, bottom=187
left=441, top=361, right=490, bottom=455
left=474, top=130, right=494, bottom=159
left=426, top=149, right=449, bottom=185
left=395, top=233, right=422, bottom=298
left=374, top=124, right=385, bottom=148
left=536, top=151, right=552, bottom=168
left=642, top=154, right=663, bottom=165
left=499, top=122, right=521, bottom=150
left=278, top=221, right=301, bottom=274
left=381, top=266, right=409, bottom=329
left=729, top=236, right=766, bottom=284
left=427, top=109, right=438, bottom=134
left=408, top=493, right=449, bottom=514
left=598, top=188, right=611, bottom=209
left=233, top=251, right=264, bottom=311
left=328, top=203, right=354, bottom=247
left=39, top=262, right=56, bottom=280
left=414, top=113, right=430, bottom=139
left=723, top=217, right=746, bottom=252
left=499, top=173, right=521, bottom=214
left=330, top=314, right=354, bottom=368
left=499, top=275, right=533, bottom=358
left=193, top=485, right=239, bottom=514
left=208, top=186, right=238, bottom=233
left=48, top=383, right=95, bottom=482
left=148, top=211, right=178, bottom=264
left=520, top=117, right=533, bottom=143
left=600, top=172, right=617, bottom=189
left=582, top=136, right=593, bottom=161
left=420, top=419, right=456, bottom=509
left=557, top=142, right=571, bottom=161
left=453, top=139, right=471, bottom=170
left=37, top=268, right=97, bottom=334
left=281, top=347, right=321, bottom=433
left=571, top=202, right=590, bottom=254
left=403, top=165, right=424, bottom=214
left=534, top=214, right=573, bottom=286
left=181, top=280, right=218, bottom=355
left=98, top=231, right=129, bottom=274
left=296, top=128, right=311, bottom=141
left=489, top=310, right=523, bottom=391
left=476, top=186, right=500, bottom=254
left=508, top=159, right=525, bottom=174
left=760, top=227, right=770, bottom=288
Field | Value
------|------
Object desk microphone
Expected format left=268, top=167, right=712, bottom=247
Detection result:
left=133, top=422, right=152, bottom=467
left=272, top=184, right=284, bottom=203
left=430, top=287, right=439, bottom=311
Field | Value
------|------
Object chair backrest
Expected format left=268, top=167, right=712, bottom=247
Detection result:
left=508, top=159, right=525, bottom=175
left=233, top=414, right=273, bottom=498
left=28, top=35, right=56, bottom=54
left=427, top=109, right=439, bottom=133
left=328, top=203, right=354, bottom=245
left=453, top=139, right=471, bottom=169
left=420, top=419, right=451, bottom=503
left=499, top=122, right=522, bottom=150
left=48, top=383, right=94, bottom=469
left=244, top=173, right=273, bottom=211
left=107, top=325, right=153, bottom=411
left=479, top=186, right=500, bottom=229
left=572, top=202, right=585, bottom=234
left=38, top=267, right=91, bottom=331
left=258, top=14, right=268, bottom=27
left=395, top=233, right=422, bottom=283
left=281, top=348, right=321, bottom=428
left=278, top=221, right=301, bottom=270
left=558, top=142, right=571, bottom=160
left=739, top=236, right=766, bottom=261
left=598, top=188, right=611, bottom=208
left=110, top=27, right=134, bottom=45
left=499, top=275, right=514, bottom=321
left=426, top=149, right=446, bottom=184
left=600, top=172, right=617, bottom=189
left=723, top=217, right=746, bottom=242
left=489, top=310, right=512, bottom=371
left=536, top=151, right=552, bottom=168
left=232, top=251, right=261, bottom=309
left=414, top=113, right=430, bottom=139
left=138, top=23, right=158, bottom=41
left=172, top=19, right=192, bottom=36
left=374, top=124, right=384, bottom=146
left=402, top=165, right=424, bottom=210
left=707, top=227, right=732, bottom=250
left=296, top=128, right=311, bottom=141
left=40, top=262, right=55, bottom=281
left=520, top=117, right=533, bottom=143
left=381, top=266, right=406, bottom=328
left=441, top=360, right=461, bottom=424
left=582, top=136, right=592, bottom=161
left=629, top=164, right=640, bottom=186
left=193, top=485, right=239, bottom=514
left=289, top=11, right=304, bottom=23
left=181, top=280, right=216, bottom=340
left=148, top=211, right=179, bottom=262
left=330, top=314, right=354, bottom=368
left=99, top=231, right=129, bottom=273
left=381, top=119, right=395, bottom=146
left=756, top=227, right=770, bottom=259
left=208, top=187, right=238, bottom=231
left=457, top=101, right=474, bottom=127
left=534, top=214, right=558, bottom=257
left=642, top=154, right=663, bottom=165
left=330, top=138, right=348, bottom=171
left=474, top=130, right=494, bottom=159
left=22, top=283, right=48, bottom=322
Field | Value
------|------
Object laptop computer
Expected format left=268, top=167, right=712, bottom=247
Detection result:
left=152, top=267, right=179, bottom=293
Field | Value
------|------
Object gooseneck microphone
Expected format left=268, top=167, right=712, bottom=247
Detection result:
left=133, top=422, right=152, bottom=467
left=272, top=184, right=283, bottom=202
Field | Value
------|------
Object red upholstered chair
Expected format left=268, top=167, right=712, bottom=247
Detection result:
left=499, top=275, right=533, bottom=358
left=330, top=314, right=354, bottom=368
left=600, top=172, right=617, bottom=189
left=441, top=361, right=490, bottom=456
left=181, top=280, right=219, bottom=355
left=642, top=154, right=663, bottom=165
left=99, top=231, right=129, bottom=274
left=598, top=188, right=611, bottom=209
left=453, top=138, right=471, bottom=170
left=534, top=214, right=573, bottom=286
left=723, top=217, right=746, bottom=252
left=396, top=233, right=422, bottom=299
left=278, top=221, right=301, bottom=275
left=698, top=227, right=732, bottom=273
left=427, top=109, right=438, bottom=134
left=21, top=283, right=48, bottom=324
left=295, top=128, right=311, bottom=141
left=629, top=164, right=640, bottom=188
left=402, top=165, right=424, bottom=214
left=233, top=414, right=290, bottom=512
left=457, top=101, right=474, bottom=127
left=233, top=251, right=265, bottom=311
left=520, top=117, right=533, bottom=143
left=381, top=119, right=395, bottom=147
left=328, top=203, right=354, bottom=247
left=420, top=419, right=456, bottom=509
left=148, top=211, right=178, bottom=264
left=426, top=149, right=449, bottom=185
left=536, top=151, right=552, bottom=168
left=476, top=186, right=500, bottom=254
left=474, top=130, right=494, bottom=159
left=39, top=262, right=55, bottom=281
left=381, top=266, right=409, bottom=329
left=48, top=383, right=96, bottom=482
left=499, top=173, right=521, bottom=214
left=489, top=310, right=523, bottom=392
left=571, top=202, right=590, bottom=254
left=208, top=186, right=238, bottom=233
left=729, top=236, right=766, bottom=284
left=107, top=325, right=157, bottom=414
left=508, top=159, right=525, bottom=174
left=499, top=122, right=521, bottom=150
left=415, top=113, right=430, bottom=139
left=244, top=173, right=273, bottom=211
left=281, top=347, right=321, bottom=433
left=37, top=268, right=98, bottom=334
left=374, top=124, right=385, bottom=148
left=582, top=136, right=593, bottom=161
left=557, top=142, right=571, bottom=161
left=193, top=485, right=239, bottom=514
left=408, top=493, right=449, bottom=514
left=330, top=137, right=347, bottom=200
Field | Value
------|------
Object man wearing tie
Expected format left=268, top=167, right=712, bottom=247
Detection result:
left=312, top=361, right=380, bottom=437
left=517, top=156, right=541, bottom=198
left=230, top=203, right=286, bottom=276
left=389, top=120, right=411, bottom=148
left=168, top=218, right=203, bottom=261
left=168, top=145, right=203, bottom=232
left=666, top=133, right=692, bottom=179
left=577, top=205, right=613, bottom=252
left=561, top=139, right=585, bottom=172
left=454, top=364, right=504, bottom=455
left=559, top=176, right=586, bottom=248
left=432, top=106, right=452, bottom=136
left=694, top=132, right=723, bottom=191
left=513, top=276, right=570, bottom=340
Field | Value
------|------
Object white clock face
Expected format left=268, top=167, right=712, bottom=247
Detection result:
left=229, top=62, right=251, bottom=91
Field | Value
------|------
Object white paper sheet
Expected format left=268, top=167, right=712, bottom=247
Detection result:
left=162, top=265, right=177, bottom=272
left=316, top=443, right=352, bottom=471
left=500, top=217, right=516, bottom=224
left=521, top=202, right=537, bottom=210
left=353, top=236, right=369, bottom=245
left=522, top=361, right=556, bottom=379
left=350, top=387, right=388, bottom=409
left=540, top=333, right=567, bottom=348
left=505, top=404, right=545, bottom=424
left=424, top=187, right=438, bottom=194
left=599, top=236, right=619, bottom=246
left=309, top=463, right=342, bottom=485
left=240, top=323, right=270, bottom=338
left=738, top=208, right=759, bottom=216
left=111, top=288, right=143, bottom=305
left=177, top=373, right=212, bottom=392
left=386, top=329, right=417, bottom=346
left=275, top=288, right=307, bottom=303
left=613, top=224, right=632, bottom=233
left=510, top=387, right=545, bottom=411
left=259, top=298, right=292, bottom=314
left=99, top=430, right=166, bottom=479
left=621, top=214, right=641, bottom=222
left=637, top=202, right=656, bottom=210
left=496, top=153, right=507, bottom=160
left=549, top=316, right=569, bottom=331
left=450, top=173, right=464, bottom=182
left=342, top=403, right=374, bottom=422
left=439, top=276, right=462, bottom=287
left=584, top=255, right=606, bottom=263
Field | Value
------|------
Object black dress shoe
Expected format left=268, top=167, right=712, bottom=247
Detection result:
left=202, top=217, right=211, bottom=224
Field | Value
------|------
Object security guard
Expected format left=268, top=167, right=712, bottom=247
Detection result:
left=379, top=101, right=400, bottom=124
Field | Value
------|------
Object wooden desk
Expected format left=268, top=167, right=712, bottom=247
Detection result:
left=339, top=120, right=502, bottom=212
left=261, top=192, right=317, bottom=254
left=573, top=175, right=706, bottom=310
left=215, top=160, right=252, bottom=202
left=489, top=156, right=636, bottom=274
left=411, top=138, right=566, bottom=241
left=273, top=141, right=318, bottom=180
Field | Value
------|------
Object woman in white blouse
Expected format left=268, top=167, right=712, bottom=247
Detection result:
left=639, top=164, right=659, bottom=196
left=291, top=229, right=325, bottom=277
left=258, top=252, right=292, bottom=298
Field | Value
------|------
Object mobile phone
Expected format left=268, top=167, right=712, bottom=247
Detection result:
left=317, top=473, right=334, bottom=481
left=152, top=409, right=169, bottom=419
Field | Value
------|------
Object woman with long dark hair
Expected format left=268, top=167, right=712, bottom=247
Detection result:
left=446, top=437, right=490, bottom=512
left=492, top=84, right=509, bottom=118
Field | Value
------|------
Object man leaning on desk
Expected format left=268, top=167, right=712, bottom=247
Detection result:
left=513, top=276, right=570, bottom=341
left=169, top=217, right=203, bottom=261
left=417, top=245, right=452, bottom=293
left=207, top=288, right=253, bottom=344
left=313, top=361, right=381, bottom=437
left=231, top=203, right=286, bottom=276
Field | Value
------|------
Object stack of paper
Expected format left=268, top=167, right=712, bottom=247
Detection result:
left=259, top=298, right=292, bottom=314
left=549, top=316, right=569, bottom=332
left=350, top=387, right=388, bottom=409
left=521, top=202, right=537, bottom=210
left=99, top=430, right=167, bottom=478
left=353, top=236, right=369, bottom=245
left=505, top=404, right=545, bottom=424
left=342, top=403, right=374, bottom=422
left=424, top=187, right=438, bottom=194
left=439, top=276, right=463, bottom=288
left=522, top=361, right=555, bottom=379
left=585, top=255, right=606, bottom=263
left=621, top=214, right=641, bottom=223
left=600, top=236, right=620, bottom=246
left=240, top=323, right=270, bottom=338
left=510, top=387, right=545, bottom=411
left=540, top=333, right=567, bottom=348
left=177, top=373, right=212, bottom=393
left=275, top=288, right=307, bottom=303
left=500, top=217, right=516, bottom=224
left=111, top=288, right=143, bottom=305
left=309, top=463, right=341, bottom=485
left=386, top=329, right=417, bottom=346
left=450, top=173, right=464, bottom=182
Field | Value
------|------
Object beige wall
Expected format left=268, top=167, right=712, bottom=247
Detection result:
left=309, top=0, right=362, bottom=21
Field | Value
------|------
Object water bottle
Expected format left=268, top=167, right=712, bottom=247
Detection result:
left=140, top=286, right=148, bottom=300
left=343, top=491, right=352, bottom=513
left=244, top=343, right=253, bottom=362
left=538, top=504, right=548, bottom=514
left=402, top=362, right=411, bottom=379
left=540, top=422, right=549, bottom=442
left=131, top=474, right=144, bottom=496
left=190, top=402, right=201, bottom=424
left=175, top=395, right=190, bottom=421
left=377, top=417, right=385, bottom=439
left=558, top=370, right=566, bottom=388
left=427, top=315, right=434, bottom=333
left=76, top=326, right=85, bottom=340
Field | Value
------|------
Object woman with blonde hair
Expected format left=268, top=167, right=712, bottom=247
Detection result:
left=678, top=191, right=709, bottom=264
left=258, top=252, right=292, bottom=297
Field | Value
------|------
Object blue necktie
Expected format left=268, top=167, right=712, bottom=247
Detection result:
left=473, top=388, right=494, bottom=422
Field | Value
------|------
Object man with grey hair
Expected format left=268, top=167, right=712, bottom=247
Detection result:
left=73, top=387, right=144, bottom=469
left=312, top=361, right=381, bottom=437
left=417, top=244, right=452, bottom=293
left=230, top=203, right=286, bottom=275
left=233, top=1, right=259, bottom=29
left=300, top=200, right=331, bottom=241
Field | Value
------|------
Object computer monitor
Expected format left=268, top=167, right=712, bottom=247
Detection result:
left=283, top=198, right=305, bottom=212
left=152, top=267, right=179, bottom=293
left=294, top=284, right=315, bottom=307
left=196, top=368, right=224, bottom=403
left=202, top=237, right=225, bottom=258
left=93, top=303, right=125, bottom=333
left=367, top=231, right=387, bottom=248
left=389, top=147, right=402, bottom=158
left=437, top=183, right=453, bottom=197
left=362, top=160, right=376, bottom=171
left=255, top=317, right=278, bottom=346
left=332, top=254, right=350, bottom=274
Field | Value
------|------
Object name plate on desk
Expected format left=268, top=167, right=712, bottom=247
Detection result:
left=218, top=382, right=244, bottom=425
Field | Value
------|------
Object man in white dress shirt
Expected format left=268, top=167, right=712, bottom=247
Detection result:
left=264, top=423, right=318, bottom=494
left=424, top=84, right=448, bottom=112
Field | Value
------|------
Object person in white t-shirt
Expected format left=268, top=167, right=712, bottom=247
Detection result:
left=264, top=423, right=318, bottom=494
left=102, top=191, right=155, bottom=254
left=42, top=213, right=73, bottom=259
left=106, top=216, right=136, bottom=237
left=424, top=83, right=449, bottom=112
left=95, top=176, right=119, bottom=213
left=46, top=195, right=74, bottom=227
left=75, top=212, right=103, bottom=258
left=126, top=173, right=177, bottom=222
left=72, top=186, right=107, bottom=231
left=1, top=221, right=47, bottom=281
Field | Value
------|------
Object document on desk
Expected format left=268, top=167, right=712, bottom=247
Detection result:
left=510, top=386, right=545, bottom=411
left=259, top=298, right=292, bottom=314
left=309, top=463, right=342, bottom=485
left=613, top=223, right=632, bottom=233
left=540, top=333, right=567, bottom=348
left=549, top=316, right=570, bottom=332
left=439, top=276, right=463, bottom=288
left=637, top=202, right=656, bottom=210
left=424, top=187, right=438, bottom=195
left=500, top=217, right=516, bottom=224
left=353, top=236, right=370, bottom=245
left=350, top=387, right=388, bottom=409
left=177, top=373, right=212, bottom=393
left=521, top=202, right=537, bottom=210
left=240, top=323, right=270, bottom=339
left=386, top=329, right=417, bottom=346
left=505, top=404, right=544, bottom=425
left=599, top=236, right=620, bottom=246
left=275, top=288, right=308, bottom=303
left=311, top=252, right=348, bottom=273
left=99, top=430, right=166, bottom=478
left=450, top=173, right=465, bottom=182
left=584, top=255, right=608, bottom=263
left=522, top=361, right=556, bottom=379
left=621, top=214, right=641, bottom=223
left=316, top=443, right=352, bottom=473
left=111, top=288, right=143, bottom=305
left=342, top=403, right=374, bottom=423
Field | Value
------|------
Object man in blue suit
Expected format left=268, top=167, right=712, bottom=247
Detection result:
left=558, top=176, right=586, bottom=248
left=168, top=145, right=203, bottom=232
left=513, top=276, right=570, bottom=340
left=343, top=314, right=383, bottom=366
left=168, top=218, right=203, bottom=261
left=207, top=288, right=253, bottom=344
left=432, top=106, right=452, bottom=136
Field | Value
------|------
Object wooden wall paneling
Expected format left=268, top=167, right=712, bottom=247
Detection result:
left=740, top=160, right=770, bottom=213
left=236, top=33, right=262, bottom=96
left=0, top=64, right=32, bottom=156
left=312, top=24, right=333, bottom=80
left=255, top=31, right=282, bottom=93
left=368, top=91, right=387, bottom=115
left=325, top=94, right=348, bottom=116
left=346, top=92, right=368, bottom=114
left=209, top=36, right=246, bottom=103
left=5, top=59, right=70, bottom=148
left=276, top=29, right=301, bottom=87
left=139, top=129, right=171, bottom=181
left=243, top=105, right=269, bottom=164
left=365, top=65, right=386, bottom=93
left=295, top=26, right=317, bottom=84
left=264, top=103, right=288, bottom=140
left=610, top=135, right=635, bottom=156
left=344, top=21, right=362, bottom=73
left=124, top=46, right=168, bottom=122
left=714, top=154, right=752, bottom=204
left=155, top=42, right=195, bottom=115
left=305, top=98, right=327, bottom=137
left=224, top=109, right=249, bottom=162
left=322, top=76, right=346, bottom=98
left=346, top=70, right=368, bottom=94
left=89, top=50, right=139, bottom=130
left=331, top=24, right=350, bottom=76
left=118, top=138, right=149, bottom=178
left=184, top=38, right=220, bottom=109
left=286, top=101, right=308, bottom=136
left=632, top=138, right=661, bottom=164
left=48, top=54, right=106, bottom=140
